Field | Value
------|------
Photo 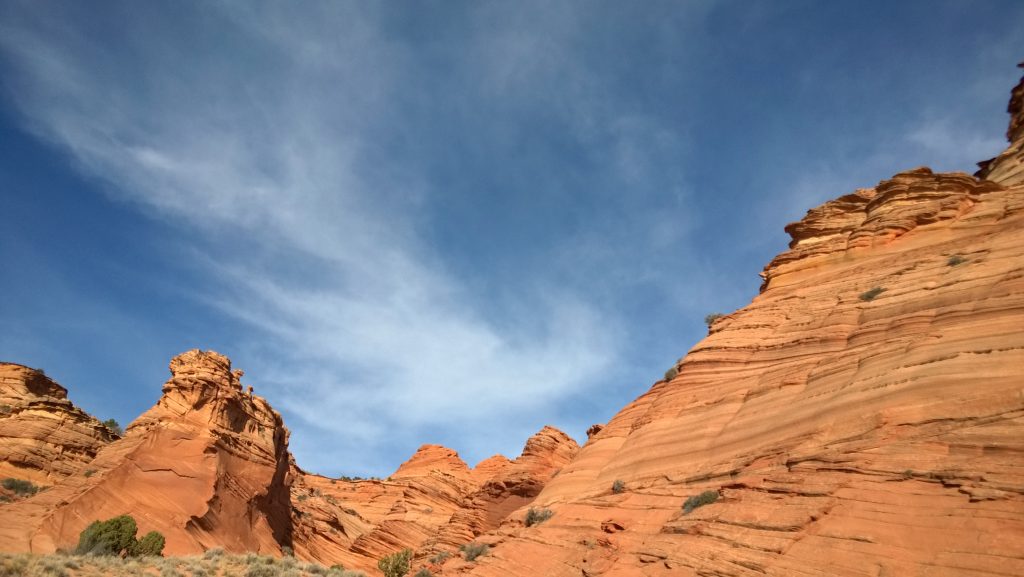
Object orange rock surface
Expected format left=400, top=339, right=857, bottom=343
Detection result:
left=430, top=73, right=1024, bottom=577
left=0, top=350, right=292, bottom=556
left=0, top=363, right=117, bottom=485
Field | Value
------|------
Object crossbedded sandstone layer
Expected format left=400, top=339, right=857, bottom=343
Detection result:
left=0, top=350, right=292, bottom=556
left=431, top=75, right=1024, bottom=577
left=0, top=364, right=117, bottom=485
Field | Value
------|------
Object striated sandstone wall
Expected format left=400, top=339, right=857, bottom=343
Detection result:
left=431, top=76, right=1024, bottom=577
left=0, top=364, right=117, bottom=485
left=0, top=350, right=293, bottom=556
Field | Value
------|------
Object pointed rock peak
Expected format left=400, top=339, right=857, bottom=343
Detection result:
left=516, top=425, right=580, bottom=464
left=167, top=349, right=241, bottom=392
left=0, top=363, right=68, bottom=403
left=391, top=444, right=470, bottom=479
left=976, top=64, right=1024, bottom=186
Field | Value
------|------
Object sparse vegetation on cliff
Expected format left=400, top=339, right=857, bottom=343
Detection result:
left=1, top=478, right=39, bottom=497
left=859, top=287, right=886, bottom=301
left=612, top=479, right=625, bottom=494
left=525, top=506, right=554, bottom=527
left=664, top=365, right=678, bottom=381
left=377, top=549, right=411, bottom=577
left=947, top=255, right=966, bottom=266
left=704, top=313, right=724, bottom=326
left=459, top=542, right=489, bottom=562
left=682, top=490, right=719, bottom=514
left=101, top=418, right=124, bottom=436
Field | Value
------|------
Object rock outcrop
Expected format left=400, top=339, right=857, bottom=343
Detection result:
left=428, top=72, right=1024, bottom=577
left=0, top=350, right=292, bottom=556
left=976, top=62, right=1024, bottom=186
left=0, top=363, right=117, bottom=485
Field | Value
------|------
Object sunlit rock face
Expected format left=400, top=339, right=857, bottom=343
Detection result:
left=0, top=363, right=117, bottom=485
left=289, top=428, right=578, bottom=575
left=0, top=350, right=293, bottom=556
left=977, top=63, right=1024, bottom=186
left=428, top=74, right=1024, bottom=577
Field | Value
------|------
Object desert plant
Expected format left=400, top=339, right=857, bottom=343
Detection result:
left=244, top=564, right=277, bottom=577
left=525, top=507, right=554, bottom=527
left=76, top=515, right=138, bottom=556
left=412, top=569, right=433, bottom=577
left=1, top=478, right=39, bottom=496
left=704, top=313, right=724, bottom=326
left=664, top=366, right=678, bottom=381
left=859, top=287, right=885, bottom=301
left=682, top=490, right=719, bottom=514
left=377, top=549, right=412, bottom=577
left=428, top=551, right=450, bottom=564
left=101, top=418, right=124, bottom=436
left=459, top=543, right=489, bottom=562
left=204, top=547, right=225, bottom=560
left=281, top=545, right=294, bottom=557
left=133, top=531, right=166, bottom=557
left=947, top=255, right=966, bottom=266
left=83, top=469, right=97, bottom=478
left=611, top=479, right=625, bottom=494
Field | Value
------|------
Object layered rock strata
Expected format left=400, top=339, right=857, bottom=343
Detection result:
left=0, top=363, right=116, bottom=484
left=0, top=350, right=292, bottom=556
left=432, top=75, right=1024, bottom=577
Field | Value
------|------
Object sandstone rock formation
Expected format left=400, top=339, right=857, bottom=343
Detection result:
left=289, top=429, right=578, bottom=574
left=0, top=363, right=117, bottom=485
left=0, top=350, right=292, bottom=556
left=976, top=62, right=1024, bottom=186
left=427, top=72, right=1024, bottom=577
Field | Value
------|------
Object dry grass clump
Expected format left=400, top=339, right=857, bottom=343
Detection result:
left=0, top=552, right=365, bottom=577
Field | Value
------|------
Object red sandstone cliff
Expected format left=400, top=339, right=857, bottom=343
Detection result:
left=427, top=72, right=1024, bottom=577
left=0, top=363, right=117, bottom=485
left=0, top=350, right=292, bottom=556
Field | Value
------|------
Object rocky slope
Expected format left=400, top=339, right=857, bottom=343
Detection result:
left=429, top=73, right=1024, bottom=577
left=0, top=350, right=292, bottom=556
left=0, top=363, right=117, bottom=485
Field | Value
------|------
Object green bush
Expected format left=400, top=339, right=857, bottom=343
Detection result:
left=664, top=366, right=678, bottom=381
left=133, top=531, right=166, bottom=556
left=704, top=313, right=724, bottom=326
left=682, top=490, right=719, bottom=514
left=76, top=515, right=138, bottom=556
left=1, top=478, right=39, bottom=497
left=377, top=549, right=412, bottom=577
left=75, top=515, right=165, bottom=557
left=947, top=255, right=966, bottom=266
left=859, top=287, right=885, bottom=301
left=101, top=419, right=124, bottom=436
left=611, top=479, right=625, bottom=494
left=83, top=469, right=96, bottom=478
left=412, top=569, right=433, bottom=577
left=459, top=543, right=489, bottom=562
left=524, top=507, right=554, bottom=527
left=244, top=564, right=277, bottom=577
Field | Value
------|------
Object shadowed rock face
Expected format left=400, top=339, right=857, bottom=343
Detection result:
left=423, top=72, right=1024, bottom=577
left=0, top=350, right=293, bottom=556
left=976, top=63, right=1024, bottom=186
left=0, top=363, right=117, bottom=484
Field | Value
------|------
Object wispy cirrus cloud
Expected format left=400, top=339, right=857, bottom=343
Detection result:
left=0, top=0, right=706, bottom=473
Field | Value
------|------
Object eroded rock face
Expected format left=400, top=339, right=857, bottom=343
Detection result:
left=0, top=364, right=116, bottom=484
left=427, top=77, right=1024, bottom=577
left=0, top=350, right=292, bottom=556
left=976, top=63, right=1024, bottom=186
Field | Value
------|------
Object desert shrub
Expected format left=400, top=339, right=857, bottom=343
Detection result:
left=377, top=549, right=412, bottom=577
left=704, top=313, right=724, bottom=326
left=305, top=563, right=327, bottom=575
left=682, top=490, right=719, bottom=514
left=75, top=515, right=165, bottom=557
left=281, top=545, right=294, bottom=558
left=133, top=531, right=166, bottom=556
left=76, top=515, right=138, bottom=555
left=947, top=255, right=966, bottom=266
left=297, top=494, right=309, bottom=502
left=459, top=543, right=489, bottom=562
left=101, top=418, right=124, bottom=436
left=204, top=547, right=225, bottom=560
left=524, top=507, right=554, bottom=527
left=428, top=551, right=450, bottom=564
left=664, top=366, right=678, bottom=381
left=244, top=564, right=279, bottom=577
left=859, top=287, right=885, bottom=301
left=413, top=569, right=433, bottom=577
left=83, top=469, right=96, bottom=478
left=611, top=479, right=625, bottom=494
left=161, top=565, right=183, bottom=577
left=1, top=478, right=39, bottom=496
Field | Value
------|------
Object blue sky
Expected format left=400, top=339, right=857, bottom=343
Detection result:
left=1, top=0, right=1021, bottom=477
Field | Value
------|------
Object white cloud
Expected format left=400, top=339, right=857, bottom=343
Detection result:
left=0, top=1, right=641, bottom=473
